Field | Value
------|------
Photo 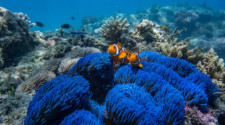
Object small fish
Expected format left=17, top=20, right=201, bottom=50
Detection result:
left=71, top=31, right=88, bottom=35
left=108, top=42, right=130, bottom=65
left=71, top=16, right=75, bottom=20
left=128, top=50, right=143, bottom=68
left=35, top=22, right=44, bottom=27
left=61, top=24, right=71, bottom=29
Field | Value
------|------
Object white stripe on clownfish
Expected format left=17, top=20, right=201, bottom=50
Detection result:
left=112, top=44, right=119, bottom=56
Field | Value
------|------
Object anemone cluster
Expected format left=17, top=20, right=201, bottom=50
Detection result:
left=25, top=51, right=218, bottom=125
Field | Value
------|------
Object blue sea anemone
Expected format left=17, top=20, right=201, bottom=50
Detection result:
left=25, top=75, right=90, bottom=125
left=59, top=110, right=101, bottom=125
left=105, top=83, right=162, bottom=125
left=67, top=52, right=114, bottom=103
left=25, top=51, right=219, bottom=124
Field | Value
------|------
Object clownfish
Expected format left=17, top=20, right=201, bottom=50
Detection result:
left=128, top=50, right=143, bottom=68
left=107, top=42, right=130, bottom=65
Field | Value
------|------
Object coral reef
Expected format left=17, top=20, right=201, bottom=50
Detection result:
left=0, top=92, right=32, bottom=125
left=98, top=16, right=137, bottom=50
left=99, top=16, right=129, bottom=42
left=196, top=48, right=225, bottom=88
left=133, top=20, right=205, bottom=64
left=16, top=71, right=56, bottom=94
left=0, top=4, right=225, bottom=125
left=0, top=7, right=37, bottom=68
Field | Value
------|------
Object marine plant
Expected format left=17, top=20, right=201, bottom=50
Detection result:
left=25, top=51, right=219, bottom=124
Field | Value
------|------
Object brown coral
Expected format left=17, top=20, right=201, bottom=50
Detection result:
left=196, top=48, right=225, bottom=88
left=99, top=16, right=130, bottom=42
left=16, top=71, right=56, bottom=93
left=134, top=20, right=205, bottom=64
left=57, top=58, right=79, bottom=74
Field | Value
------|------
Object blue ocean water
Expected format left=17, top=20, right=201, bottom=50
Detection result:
left=0, top=0, right=224, bottom=32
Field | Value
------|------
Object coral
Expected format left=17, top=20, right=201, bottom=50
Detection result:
left=0, top=67, right=23, bottom=94
left=64, top=46, right=101, bottom=59
left=16, top=71, right=56, bottom=93
left=196, top=48, right=225, bottom=88
left=57, top=58, right=79, bottom=74
left=67, top=52, right=114, bottom=103
left=0, top=92, right=32, bottom=125
left=14, top=12, right=31, bottom=25
left=184, top=104, right=217, bottom=125
left=99, top=16, right=129, bottom=42
left=71, top=35, right=108, bottom=51
left=134, top=21, right=205, bottom=64
left=0, top=7, right=37, bottom=68
left=25, top=75, right=91, bottom=125
left=32, top=58, right=61, bottom=74
left=59, top=110, right=101, bottom=125
left=132, top=19, right=167, bottom=43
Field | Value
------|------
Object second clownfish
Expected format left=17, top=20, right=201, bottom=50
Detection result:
left=128, top=50, right=143, bottom=68
left=108, top=42, right=130, bottom=65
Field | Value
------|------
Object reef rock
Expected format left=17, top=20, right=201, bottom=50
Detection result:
left=0, top=7, right=36, bottom=68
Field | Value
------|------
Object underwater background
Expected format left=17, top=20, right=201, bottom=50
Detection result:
left=0, top=0, right=225, bottom=125
left=1, top=0, right=225, bottom=32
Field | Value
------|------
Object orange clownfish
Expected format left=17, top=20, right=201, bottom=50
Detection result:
left=108, top=42, right=130, bottom=65
left=128, top=50, right=143, bottom=68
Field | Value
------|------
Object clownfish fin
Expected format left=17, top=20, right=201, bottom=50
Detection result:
left=125, top=49, right=132, bottom=55
left=119, top=51, right=126, bottom=58
left=116, top=42, right=123, bottom=48
left=138, top=63, right=143, bottom=68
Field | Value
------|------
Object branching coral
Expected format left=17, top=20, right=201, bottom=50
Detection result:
left=132, top=19, right=167, bottom=43
left=196, top=48, right=225, bottom=88
left=25, top=75, right=91, bottom=125
left=99, top=16, right=129, bottom=42
left=133, top=21, right=205, bottom=65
